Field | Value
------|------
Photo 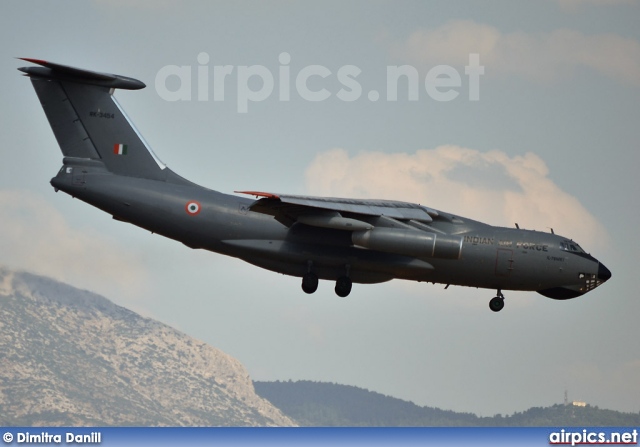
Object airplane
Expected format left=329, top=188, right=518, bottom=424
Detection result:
left=18, top=58, right=611, bottom=312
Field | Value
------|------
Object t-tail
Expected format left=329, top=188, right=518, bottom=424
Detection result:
left=18, top=58, right=187, bottom=184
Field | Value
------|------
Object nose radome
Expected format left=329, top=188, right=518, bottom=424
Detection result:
left=598, top=263, right=612, bottom=281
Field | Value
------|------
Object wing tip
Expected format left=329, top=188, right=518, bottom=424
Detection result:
left=18, top=57, right=49, bottom=65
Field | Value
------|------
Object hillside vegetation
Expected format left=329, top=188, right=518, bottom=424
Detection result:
left=254, top=380, right=640, bottom=426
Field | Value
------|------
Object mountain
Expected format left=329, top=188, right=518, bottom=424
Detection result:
left=254, top=380, right=640, bottom=426
left=254, top=380, right=478, bottom=426
left=0, top=267, right=295, bottom=426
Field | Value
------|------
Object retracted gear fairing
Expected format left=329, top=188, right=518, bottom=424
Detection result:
left=19, top=59, right=611, bottom=312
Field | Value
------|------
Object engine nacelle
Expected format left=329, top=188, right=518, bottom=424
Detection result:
left=352, top=228, right=462, bottom=260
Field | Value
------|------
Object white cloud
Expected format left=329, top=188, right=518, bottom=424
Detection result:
left=391, top=20, right=640, bottom=85
left=305, top=146, right=608, bottom=251
left=0, top=189, right=149, bottom=301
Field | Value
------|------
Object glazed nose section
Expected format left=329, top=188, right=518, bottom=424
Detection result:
left=598, top=263, right=612, bottom=282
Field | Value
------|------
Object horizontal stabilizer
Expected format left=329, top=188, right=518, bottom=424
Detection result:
left=18, top=58, right=145, bottom=90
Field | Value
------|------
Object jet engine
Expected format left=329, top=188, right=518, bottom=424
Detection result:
left=352, top=228, right=462, bottom=259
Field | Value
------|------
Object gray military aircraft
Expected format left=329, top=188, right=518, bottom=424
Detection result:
left=19, top=58, right=611, bottom=311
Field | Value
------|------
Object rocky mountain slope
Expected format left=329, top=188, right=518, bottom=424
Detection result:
left=0, top=267, right=295, bottom=426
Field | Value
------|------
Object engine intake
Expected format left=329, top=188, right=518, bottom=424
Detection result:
left=352, top=228, right=462, bottom=259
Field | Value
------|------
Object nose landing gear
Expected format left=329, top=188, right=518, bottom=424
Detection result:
left=489, top=290, right=505, bottom=312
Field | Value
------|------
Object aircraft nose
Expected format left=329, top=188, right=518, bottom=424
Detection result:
left=598, top=263, right=612, bottom=282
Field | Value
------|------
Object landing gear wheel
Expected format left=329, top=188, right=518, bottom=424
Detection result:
left=489, top=296, right=505, bottom=312
left=335, top=276, right=352, bottom=297
left=301, top=273, right=318, bottom=294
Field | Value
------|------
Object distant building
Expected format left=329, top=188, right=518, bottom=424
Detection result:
left=564, top=390, right=587, bottom=407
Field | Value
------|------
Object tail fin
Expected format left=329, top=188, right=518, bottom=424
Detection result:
left=19, top=58, right=168, bottom=181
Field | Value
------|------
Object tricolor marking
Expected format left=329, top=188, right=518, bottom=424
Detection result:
left=185, top=201, right=201, bottom=215
left=113, top=143, right=128, bottom=155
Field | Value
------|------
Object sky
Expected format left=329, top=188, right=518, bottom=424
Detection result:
left=1, top=0, right=639, bottom=417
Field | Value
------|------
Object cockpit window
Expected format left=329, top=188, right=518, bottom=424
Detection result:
left=560, top=241, right=586, bottom=253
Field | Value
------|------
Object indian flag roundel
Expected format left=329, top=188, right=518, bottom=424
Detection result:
left=185, top=200, right=201, bottom=215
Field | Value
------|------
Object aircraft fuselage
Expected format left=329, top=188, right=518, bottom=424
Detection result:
left=51, top=158, right=607, bottom=301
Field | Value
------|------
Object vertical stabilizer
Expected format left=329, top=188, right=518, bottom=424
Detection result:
left=20, top=58, right=169, bottom=181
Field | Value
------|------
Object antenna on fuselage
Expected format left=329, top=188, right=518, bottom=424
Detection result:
left=515, top=223, right=520, bottom=229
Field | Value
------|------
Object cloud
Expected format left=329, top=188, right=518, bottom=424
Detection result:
left=305, top=146, right=608, bottom=251
left=0, top=189, right=149, bottom=301
left=390, top=20, right=640, bottom=85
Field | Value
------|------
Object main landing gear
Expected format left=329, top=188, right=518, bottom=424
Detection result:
left=335, top=276, right=352, bottom=298
left=300, top=262, right=353, bottom=297
left=301, top=272, right=318, bottom=294
left=302, top=260, right=319, bottom=294
left=489, top=290, right=505, bottom=312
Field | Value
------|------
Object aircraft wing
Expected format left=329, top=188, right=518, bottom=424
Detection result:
left=235, top=191, right=439, bottom=230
